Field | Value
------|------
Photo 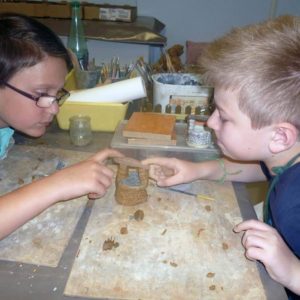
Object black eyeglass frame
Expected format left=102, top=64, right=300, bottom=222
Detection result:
left=0, top=81, right=70, bottom=107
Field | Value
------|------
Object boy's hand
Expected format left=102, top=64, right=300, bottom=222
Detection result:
left=234, top=219, right=300, bottom=291
left=142, top=157, right=195, bottom=186
left=142, top=157, right=203, bottom=186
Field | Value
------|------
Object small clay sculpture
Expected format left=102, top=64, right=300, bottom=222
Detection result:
left=113, top=157, right=149, bottom=206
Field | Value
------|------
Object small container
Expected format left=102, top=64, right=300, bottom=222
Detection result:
left=187, top=124, right=211, bottom=148
left=69, top=115, right=93, bottom=146
left=152, top=73, right=213, bottom=112
left=75, top=68, right=101, bottom=89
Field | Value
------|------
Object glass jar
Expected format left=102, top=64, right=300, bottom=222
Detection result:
left=69, top=115, right=92, bottom=146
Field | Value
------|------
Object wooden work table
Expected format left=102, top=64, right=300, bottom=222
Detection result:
left=0, top=121, right=287, bottom=300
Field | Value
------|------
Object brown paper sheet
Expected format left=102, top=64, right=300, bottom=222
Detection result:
left=0, top=145, right=90, bottom=267
left=64, top=179, right=266, bottom=299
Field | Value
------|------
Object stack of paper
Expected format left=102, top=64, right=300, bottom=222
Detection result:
left=123, top=112, right=177, bottom=146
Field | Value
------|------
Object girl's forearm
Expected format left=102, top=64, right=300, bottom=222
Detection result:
left=0, top=176, right=61, bottom=239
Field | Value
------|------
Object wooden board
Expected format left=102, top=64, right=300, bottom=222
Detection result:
left=64, top=178, right=266, bottom=299
left=123, top=112, right=176, bottom=140
left=127, top=129, right=177, bottom=146
left=0, top=145, right=91, bottom=267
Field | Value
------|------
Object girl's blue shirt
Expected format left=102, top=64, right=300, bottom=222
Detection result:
left=0, top=127, right=14, bottom=159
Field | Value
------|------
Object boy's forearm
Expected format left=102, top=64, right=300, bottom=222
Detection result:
left=194, top=159, right=225, bottom=181
left=196, top=158, right=265, bottom=183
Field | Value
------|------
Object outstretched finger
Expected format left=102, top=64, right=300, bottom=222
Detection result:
left=92, top=148, right=124, bottom=163
left=142, top=157, right=176, bottom=170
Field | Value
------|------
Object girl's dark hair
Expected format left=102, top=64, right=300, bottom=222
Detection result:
left=0, top=13, right=72, bottom=82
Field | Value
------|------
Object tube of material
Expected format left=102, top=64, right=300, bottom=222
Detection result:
left=66, top=76, right=146, bottom=103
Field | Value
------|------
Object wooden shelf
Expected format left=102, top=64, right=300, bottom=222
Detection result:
left=36, top=16, right=166, bottom=45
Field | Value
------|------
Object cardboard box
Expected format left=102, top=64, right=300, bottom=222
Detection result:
left=47, top=2, right=71, bottom=19
left=84, top=4, right=137, bottom=22
left=0, top=1, right=136, bottom=21
left=0, top=2, right=37, bottom=16
left=0, top=1, right=71, bottom=19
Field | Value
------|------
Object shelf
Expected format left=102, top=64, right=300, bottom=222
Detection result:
left=36, top=16, right=166, bottom=46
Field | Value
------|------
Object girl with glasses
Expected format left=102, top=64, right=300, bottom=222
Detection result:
left=0, top=13, right=122, bottom=239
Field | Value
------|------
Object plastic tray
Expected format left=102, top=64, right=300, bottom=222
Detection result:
left=111, top=121, right=220, bottom=161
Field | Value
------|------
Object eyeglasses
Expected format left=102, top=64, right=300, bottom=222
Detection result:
left=1, top=81, right=70, bottom=108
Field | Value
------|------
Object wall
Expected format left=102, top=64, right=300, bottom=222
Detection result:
left=61, top=0, right=300, bottom=64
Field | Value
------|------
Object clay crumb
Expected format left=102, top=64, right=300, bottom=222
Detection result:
left=18, top=178, right=24, bottom=185
left=120, top=227, right=128, bottom=234
left=205, top=205, right=211, bottom=212
left=206, top=272, right=215, bottom=278
left=222, top=242, right=229, bottom=250
left=161, top=229, right=167, bottom=235
left=32, top=238, right=42, bottom=249
left=197, top=228, right=205, bottom=236
left=134, top=209, right=144, bottom=221
left=103, top=237, right=119, bottom=251
left=31, top=174, right=45, bottom=181
left=76, top=249, right=80, bottom=257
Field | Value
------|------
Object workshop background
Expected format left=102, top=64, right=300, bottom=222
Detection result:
left=55, top=0, right=300, bottom=64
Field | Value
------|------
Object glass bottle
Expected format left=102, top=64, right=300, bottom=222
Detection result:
left=67, top=0, right=89, bottom=70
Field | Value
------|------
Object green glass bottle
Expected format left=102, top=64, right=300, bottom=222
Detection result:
left=67, top=0, right=89, bottom=70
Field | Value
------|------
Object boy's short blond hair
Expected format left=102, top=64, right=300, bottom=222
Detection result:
left=200, top=15, right=300, bottom=130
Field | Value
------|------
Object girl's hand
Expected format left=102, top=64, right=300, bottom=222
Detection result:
left=234, top=219, right=300, bottom=293
left=49, top=148, right=123, bottom=201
